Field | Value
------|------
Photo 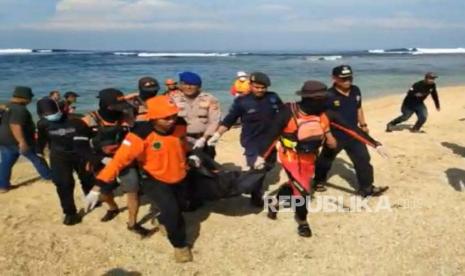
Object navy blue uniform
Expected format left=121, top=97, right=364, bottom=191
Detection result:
left=315, top=85, right=375, bottom=193
left=221, top=92, right=283, bottom=165
left=37, top=116, right=94, bottom=216
left=388, top=80, right=440, bottom=130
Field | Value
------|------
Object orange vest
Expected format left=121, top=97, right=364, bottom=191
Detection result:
left=279, top=103, right=330, bottom=157
left=97, top=123, right=187, bottom=184
left=230, top=79, right=250, bottom=96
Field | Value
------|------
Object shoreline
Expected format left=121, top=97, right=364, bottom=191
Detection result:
left=1, top=84, right=465, bottom=274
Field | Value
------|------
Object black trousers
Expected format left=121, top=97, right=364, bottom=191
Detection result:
left=314, top=138, right=374, bottom=193
left=50, top=152, right=94, bottom=215
left=141, top=177, right=187, bottom=248
left=275, top=182, right=308, bottom=221
left=388, top=102, right=428, bottom=130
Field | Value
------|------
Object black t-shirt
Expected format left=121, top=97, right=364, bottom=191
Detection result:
left=325, top=85, right=362, bottom=141
left=403, top=80, right=440, bottom=109
left=0, top=103, right=36, bottom=146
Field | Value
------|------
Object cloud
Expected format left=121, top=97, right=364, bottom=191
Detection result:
left=19, top=0, right=227, bottom=31
left=10, top=0, right=465, bottom=34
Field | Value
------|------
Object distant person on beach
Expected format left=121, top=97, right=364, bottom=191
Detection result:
left=36, top=98, right=93, bottom=225
left=208, top=72, right=283, bottom=207
left=259, top=80, right=387, bottom=237
left=79, top=89, right=151, bottom=237
left=49, top=90, right=61, bottom=102
left=230, top=71, right=250, bottom=97
left=313, top=65, right=388, bottom=197
left=386, top=72, right=440, bottom=133
left=171, top=71, right=221, bottom=159
left=84, top=95, right=194, bottom=263
left=63, top=91, right=80, bottom=114
left=164, top=78, right=180, bottom=96
left=0, top=87, right=51, bottom=193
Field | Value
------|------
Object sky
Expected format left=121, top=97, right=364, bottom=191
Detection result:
left=1, top=0, right=465, bottom=51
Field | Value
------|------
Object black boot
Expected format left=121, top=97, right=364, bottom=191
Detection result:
left=63, top=213, right=82, bottom=226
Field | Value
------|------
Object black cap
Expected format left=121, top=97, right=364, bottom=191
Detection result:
left=37, top=97, right=59, bottom=115
left=13, top=86, right=34, bottom=99
left=249, top=72, right=271, bottom=87
left=296, top=81, right=328, bottom=97
left=64, top=91, right=80, bottom=98
left=138, top=77, right=160, bottom=93
left=332, top=65, right=353, bottom=78
left=97, top=88, right=132, bottom=111
left=425, top=72, right=438, bottom=79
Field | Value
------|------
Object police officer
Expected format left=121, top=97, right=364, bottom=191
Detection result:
left=36, top=98, right=93, bottom=225
left=386, top=72, right=440, bottom=133
left=170, top=71, right=221, bottom=158
left=313, top=65, right=388, bottom=197
left=207, top=72, right=283, bottom=206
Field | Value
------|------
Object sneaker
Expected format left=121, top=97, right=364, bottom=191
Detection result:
left=100, top=209, right=120, bottom=222
left=63, top=213, right=82, bottom=226
left=359, top=186, right=389, bottom=197
left=297, top=223, right=312, bottom=237
left=174, top=247, right=193, bottom=263
left=0, top=188, right=9, bottom=194
left=386, top=123, right=394, bottom=132
left=127, top=223, right=152, bottom=238
left=267, top=203, right=278, bottom=220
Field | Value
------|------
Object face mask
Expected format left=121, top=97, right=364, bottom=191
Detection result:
left=45, top=112, right=63, bottom=122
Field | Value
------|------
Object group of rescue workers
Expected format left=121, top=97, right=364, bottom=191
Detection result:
left=0, top=65, right=441, bottom=263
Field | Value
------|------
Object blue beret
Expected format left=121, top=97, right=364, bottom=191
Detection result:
left=179, top=71, right=202, bottom=86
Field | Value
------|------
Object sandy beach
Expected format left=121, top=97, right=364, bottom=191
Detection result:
left=1, top=86, right=465, bottom=275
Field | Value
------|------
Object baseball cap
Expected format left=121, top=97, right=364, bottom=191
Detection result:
left=138, top=76, right=160, bottom=93
left=332, top=65, right=353, bottom=78
left=296, top=80, right=328, bottom=98
left=425, top=72, right=438, bottom=79
left=13, top=86, right=34, bottom=99
left=146, top=95, right=179, bottom=120
left=64, top=91, right=80, bottom=98
left=249, top=72, right=271, bottom=87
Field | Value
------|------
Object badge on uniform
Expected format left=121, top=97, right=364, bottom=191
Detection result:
left=356, top=95, right=361, bottom=102
left=152, top=141, right=163, bottom=150
left=334, top=100, right=340, bottom=107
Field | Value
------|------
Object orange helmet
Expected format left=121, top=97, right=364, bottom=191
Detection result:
left=146, top=95, right=179, bottom=120
left=165, top=78, right=177, bottom=85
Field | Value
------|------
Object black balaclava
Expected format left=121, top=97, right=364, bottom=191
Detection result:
left=299, top=97, right=327, bottom=115
left=139, top=90, right=158, bottom=101
left=98, top=101, right=123, bottom=123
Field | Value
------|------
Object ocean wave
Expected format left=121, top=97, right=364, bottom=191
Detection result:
left=412, top=48, right=465, bottom=55
left=35, top=49, right=54, bottom=53
left=113, top=52, right=138, bottom=56
left=305, top=55, right=342, bottom=61
left=0, top=48, right=34, bottom=54
left=368, top=47, right=465, bottom=55
left=137, top=52, right=234, bottom=57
